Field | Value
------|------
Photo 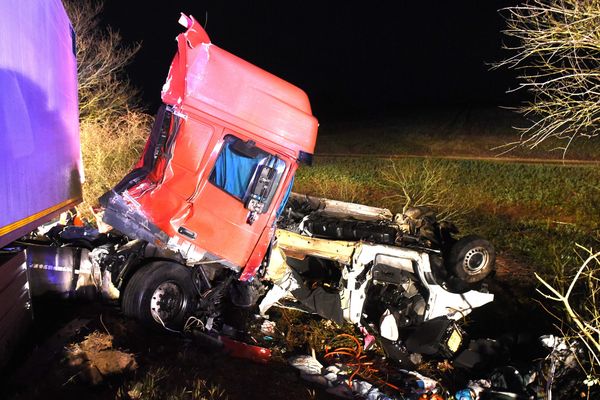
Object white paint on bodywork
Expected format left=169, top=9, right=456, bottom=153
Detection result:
left=178, top=14, right=190, bottom=28
left=341, top=242, right=494, bottom=325
left=343, top=243, right=430, bottom=324
left=161, top=75, right=172, bottom=96
left=259, top=269, right=301, bottom=315
left=289, top=193, right=393, bottom=221
left=425, top=287, right=494, bottom=321
left=186, top=43, right=211, bottom=97
left=166, top=235, right=206, bottom=265
left=269, top=223, right=494, bottom=327
left=318, top=198, right=393, bottom=221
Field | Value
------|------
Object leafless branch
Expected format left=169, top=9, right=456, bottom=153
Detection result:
left=63, top=0, right=150, bottom=217
left=494, top=0, right=600, bottom=156
left=536, top=246, right=600, bottom=384
left=64, top=0, right=142, bottom=124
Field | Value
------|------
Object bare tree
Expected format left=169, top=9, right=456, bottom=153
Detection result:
left=495, top=0, right=600, bottom=156
left=536, top=245, right=600, bottom=393
left=64, top=0, right=141, bottom=123
left=380, top=159, right=470, bottom=223
left=63, top=0, right=149, bottom=216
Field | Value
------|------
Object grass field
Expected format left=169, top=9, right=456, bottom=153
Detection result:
left=6, top=108, right=599, bottom=400
left=295, top=121, right=600, bottom=279
left=316, top=106, right=600, bottom=161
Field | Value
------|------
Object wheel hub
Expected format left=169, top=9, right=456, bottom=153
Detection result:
left=150, top=281, right=184, bottom=324
left=463, top=247, right=490, bottom=275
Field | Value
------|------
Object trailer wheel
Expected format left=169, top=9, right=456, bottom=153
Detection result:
left=121, top=261, right=196, bottom=330
left=447, top=235, right=495, bottom=284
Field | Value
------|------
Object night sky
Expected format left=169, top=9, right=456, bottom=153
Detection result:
left=102, top=0, right=522, bottom=120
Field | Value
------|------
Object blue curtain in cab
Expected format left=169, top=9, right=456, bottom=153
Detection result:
left=211, top=140, right=261, bottom=199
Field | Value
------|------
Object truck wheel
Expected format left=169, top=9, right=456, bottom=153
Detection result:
left=121, top=261, right=196, bottom=330
left=447, top=235, right=495, bottom=284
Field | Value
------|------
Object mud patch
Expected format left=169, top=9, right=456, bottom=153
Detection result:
left=65, top=331, right=137, bottom=385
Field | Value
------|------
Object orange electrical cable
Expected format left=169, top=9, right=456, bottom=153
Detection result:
left=324, top=334, right=401, bottom=392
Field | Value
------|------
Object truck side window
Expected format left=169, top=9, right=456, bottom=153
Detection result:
left=209, top=136, right=285, bottom=213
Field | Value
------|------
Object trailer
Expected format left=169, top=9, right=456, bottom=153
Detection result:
left=0, top=0, right=81, bottom=366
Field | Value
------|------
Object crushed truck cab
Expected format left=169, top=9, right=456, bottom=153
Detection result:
left=88, top=15, right=495, bottom=364
left=101, top=15, right=318, bottom=280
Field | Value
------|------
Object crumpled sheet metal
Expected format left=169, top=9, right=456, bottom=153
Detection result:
left=275, top=229, right=358, bottom=265
left=289, top=193, right=394, bottom=222
left=161, top=14, right=318, bottom=157
left=220, top=335, right=271, bottom=364
left=258, top=231, right=357, bottom=315
left=258, top=244, right=301, bottom=315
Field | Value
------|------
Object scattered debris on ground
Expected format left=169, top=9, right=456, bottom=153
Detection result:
left=1, top=291, right=596, bottom=400
left=2, top=198, right=597, bottom=399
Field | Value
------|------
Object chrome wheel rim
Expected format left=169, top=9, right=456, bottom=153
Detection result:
left=150, top=281, right=185, bottom=324
left=463, top=247, right=490, bottom=275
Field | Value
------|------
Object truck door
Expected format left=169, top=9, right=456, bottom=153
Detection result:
left=177, top=133, right=287, bottom=268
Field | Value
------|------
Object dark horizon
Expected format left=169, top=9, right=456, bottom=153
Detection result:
left=102, top=0, right=524, bottom=120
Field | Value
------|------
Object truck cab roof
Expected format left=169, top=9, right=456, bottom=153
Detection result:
left=161, top=14, right=318, bottom=159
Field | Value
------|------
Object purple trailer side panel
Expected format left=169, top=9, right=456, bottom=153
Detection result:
left=0, top=0, right=82, bottom=247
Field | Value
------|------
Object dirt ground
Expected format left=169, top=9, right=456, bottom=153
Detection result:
left=2, top=297, right=343, bottom=400
left=0, top=256, right=577, bottom=400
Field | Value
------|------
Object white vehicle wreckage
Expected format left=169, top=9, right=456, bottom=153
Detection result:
left=25, top=193, right=495, bottom=364
left=262, top=193, right=495, bottom=361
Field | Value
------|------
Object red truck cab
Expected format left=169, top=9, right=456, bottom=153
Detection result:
left=101, top=15, right=318, bottom=281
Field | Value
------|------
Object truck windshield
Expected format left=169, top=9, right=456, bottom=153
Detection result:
left=209, top=136, right=285, bottom=210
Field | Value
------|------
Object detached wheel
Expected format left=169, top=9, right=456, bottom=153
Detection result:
left=447, top=235, right=495, bottom=284
left=122, top=261, right=196, bottom=330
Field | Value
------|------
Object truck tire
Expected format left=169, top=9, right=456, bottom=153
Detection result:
left=121, top=261, right=196, bottom=330
left=447, top=235, right=495, bottom=284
